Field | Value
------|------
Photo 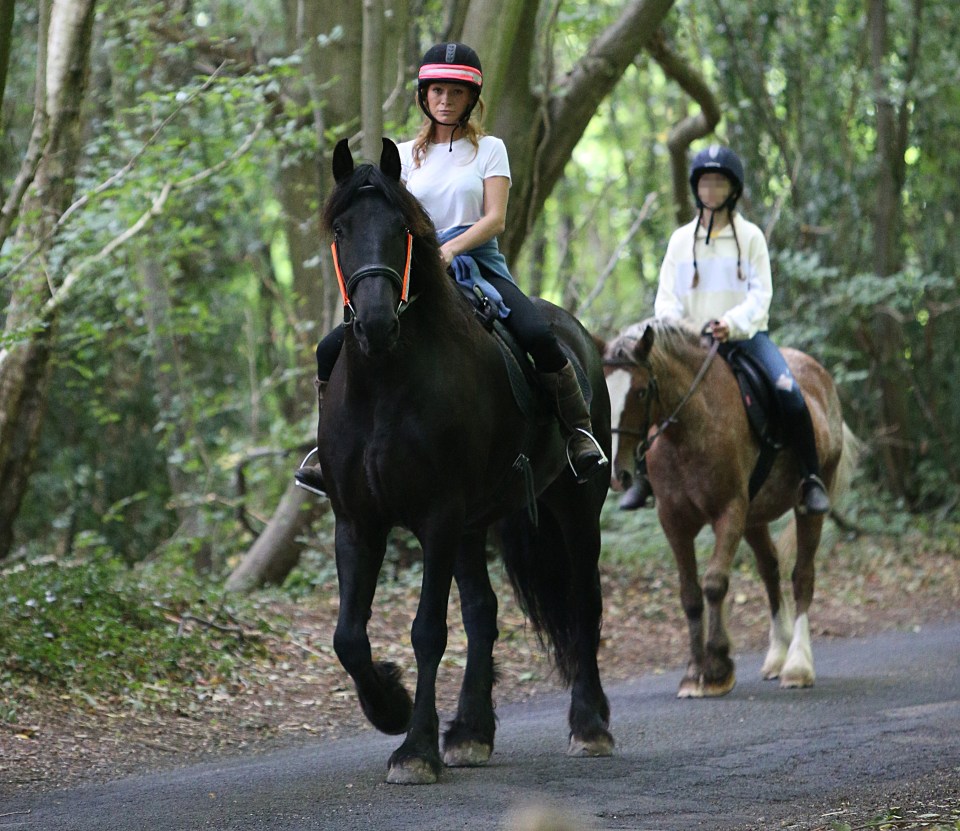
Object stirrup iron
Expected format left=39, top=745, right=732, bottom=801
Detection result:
left=565, top=428, right=609, bottom=483
left=294, top=447, right=327, bottom=497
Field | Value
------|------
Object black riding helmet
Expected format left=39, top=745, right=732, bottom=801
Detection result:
left=417, top=42, right=483, bottom=128
left=688, top=145, right=745, bottom=250
left=689, top=145, right=744, bottom=211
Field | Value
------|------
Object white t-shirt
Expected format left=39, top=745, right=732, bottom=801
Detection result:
left=396, top=136, right=511, bottom=234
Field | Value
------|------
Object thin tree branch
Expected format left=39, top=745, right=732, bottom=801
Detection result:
left=579, top=191, right=658, bottom=314
left=3, top=61, right=229, bottom=283
left=0, top=121, right=264, bottom=374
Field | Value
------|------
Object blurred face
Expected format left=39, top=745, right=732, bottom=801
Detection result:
left=426, top=82, right=472, bottom=125
left=697, top=172, right=733, bottom=211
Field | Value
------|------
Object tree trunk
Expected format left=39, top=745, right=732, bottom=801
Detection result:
left=361, top=0, right=385, bottom=163
left=139, top=257, right=214, bottom=571
left=866, top=0, right=920, bottom=500
left=225, top=483, right=325, bottom=592
left=0, top=0, right=14, bottom=112
left=0, top=0, right=96, bottom=559
left=476, top=0, right=678, bottom=261
left=646, top=30, right=721, bottom=225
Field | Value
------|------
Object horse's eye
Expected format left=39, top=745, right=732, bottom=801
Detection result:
left=635, top=388, right=647, bottom=400
left=332, top=222, right=343, bottom=240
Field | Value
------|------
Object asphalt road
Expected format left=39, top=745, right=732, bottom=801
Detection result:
left=4, top=622, right=959, bottom=831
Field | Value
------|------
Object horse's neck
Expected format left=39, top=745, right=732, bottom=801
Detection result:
left=652, top=344, right=735, bottom=424
left=343, top=287, right=490, bottom=382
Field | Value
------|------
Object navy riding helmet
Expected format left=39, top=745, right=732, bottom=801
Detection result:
left=417, top=42, right=483, bottom=127
left=689, top=145, right=745, bottom=211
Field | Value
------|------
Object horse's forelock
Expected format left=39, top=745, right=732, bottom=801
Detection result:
left=323, top=164, right=428, bottom=236
left=320, top=161, right=453, bottom=298
left=610, top=318, right=702, bottom=365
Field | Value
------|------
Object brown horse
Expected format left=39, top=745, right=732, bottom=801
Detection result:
left=603, top=318, right=858, bottom=697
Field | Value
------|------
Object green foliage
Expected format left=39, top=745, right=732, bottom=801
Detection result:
left=5, top=0, right=960, bottom=573
left=0, top=556, right=268, bottom=714
left=774, top=250, right=960, bottom=509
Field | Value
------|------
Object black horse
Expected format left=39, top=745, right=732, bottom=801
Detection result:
left=317, top=138, right=613, bottom=784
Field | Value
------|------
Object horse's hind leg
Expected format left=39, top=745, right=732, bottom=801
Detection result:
left=567, top=517, right=613, bottom=757
left=780, top=513, right=824, bottom=688
left=745, top=525, right=794, bottom=680
left=501, top=499, right=613, bottom=757
left=443, top=530, right=498, bottom=767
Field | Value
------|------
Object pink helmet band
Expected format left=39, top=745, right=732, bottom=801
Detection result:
left=418, top=63, right=482, bottom=88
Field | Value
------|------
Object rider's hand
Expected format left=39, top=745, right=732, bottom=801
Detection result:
left=709, top=319, right=731, bottom=342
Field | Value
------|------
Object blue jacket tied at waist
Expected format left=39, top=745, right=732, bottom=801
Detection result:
left=438, top=226, right=513, bottom=319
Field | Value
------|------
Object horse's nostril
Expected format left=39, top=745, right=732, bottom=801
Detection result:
left=618, top=470, right=632, bottom=489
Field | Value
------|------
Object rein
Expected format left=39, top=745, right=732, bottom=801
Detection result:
left=331, top=231, right=413, bottom=319
left=609, top=337, right=720, bottom=466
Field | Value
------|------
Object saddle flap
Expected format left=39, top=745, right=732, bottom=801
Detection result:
left=725, top=348, right=784, bottom=451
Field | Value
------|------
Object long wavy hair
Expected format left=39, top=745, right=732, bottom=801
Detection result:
left=409, top=96, right=487, bottom=168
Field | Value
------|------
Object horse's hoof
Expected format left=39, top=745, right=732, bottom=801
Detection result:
left=677, top=679, right=704, bottom=698
left=702, top=673, right=736, bottom=697
left=760, top=662, right=783, bottom=680
left=568, top=732, right=614, bottom=757
left=779, top=670, right=815, bottom=689
left=761, top=650, right=787, bottom=680
left=443, top=741, right=492, bottom=767
left=386, top=758, right=439, bottom=785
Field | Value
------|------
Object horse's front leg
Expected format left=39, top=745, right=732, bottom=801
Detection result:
left=697, top=510, right=746, bottom=696
left=659, top=514, right=706, bottom=698
left=386, top=515, right=459, bottom=785
left=443, top=529, right=498, bottom=767
left=333, top=520, right=413, bottom=735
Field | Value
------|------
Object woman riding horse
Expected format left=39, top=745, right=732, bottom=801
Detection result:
left=619, top=145, right=830, bottom=517
left=296, top=42, right=606, bottom=496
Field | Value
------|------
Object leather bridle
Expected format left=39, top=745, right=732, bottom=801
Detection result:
left=331, top=231, right=413, bottom=320
left=605, top=336, right=720, bottom=467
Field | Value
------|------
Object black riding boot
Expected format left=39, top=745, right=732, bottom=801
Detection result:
left=540, top=360, right=608, bottom=483
left=619, top=458, right=653, bottom=510
left=788, top=400, right=830, bottom=515
left=294, top=379, right=328, bottom=497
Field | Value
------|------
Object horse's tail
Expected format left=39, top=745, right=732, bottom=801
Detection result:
left=497, top=508, right=592, bottom=686
left=830, top=421, right=864, bottom=501
left=776, top=421, right=863, bottom=567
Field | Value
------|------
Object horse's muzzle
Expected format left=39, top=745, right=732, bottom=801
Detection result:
left=354, top=313, right=400, bottom=356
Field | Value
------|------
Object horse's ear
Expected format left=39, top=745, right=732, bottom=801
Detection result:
left=380, top=138, right=401, bottom=181
left=637, top=323, right=656, bottom=361
left=332, top=139, right=354, bottom=184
